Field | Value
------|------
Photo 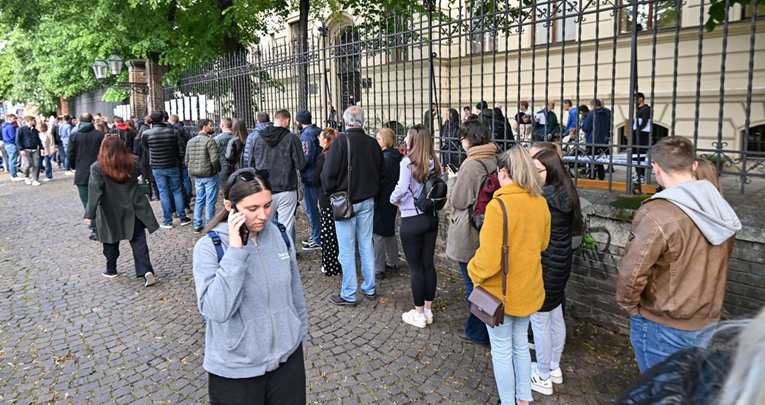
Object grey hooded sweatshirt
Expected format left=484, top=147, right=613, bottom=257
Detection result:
left=651, top=180, right=741, bottom=245
left=193, top=222, right=308, bottom=379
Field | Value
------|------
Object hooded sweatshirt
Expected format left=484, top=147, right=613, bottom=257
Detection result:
left=2, top=121, right=16, bottom=144
left=651, top=180, right=741, bottom=245
left=243, top=122, right=273, bottom=168
left=251, top=125, right=306, bottom=193
left=581, top=107, right=612, bottom=144
left=192, top=222, right=308, bottom=379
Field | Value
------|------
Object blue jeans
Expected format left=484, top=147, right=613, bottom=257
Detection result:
left=302, top=183, right=321, bottom=244
left=181, top=164, right=191, bottom=206
left=459, top=262, right=489, bottom=344
left=194, top=176, right=220, bottom=229
left=486, top=315, right=533, bottom=403
left=630, top=314, right=716, bottom=373
left=335, top=198, right=376, bottom=301
left=4, top=143, right=19, bottom=178
left=38, top=155, right=53, bottom=179
left=152, top=167, right=188, bottom=224
left=61, top=140, right=69, bottom=170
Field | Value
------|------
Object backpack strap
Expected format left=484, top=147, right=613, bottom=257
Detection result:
left=206, top=231, right=225, bottom=263
left=271, top=221, right=292, bottom=250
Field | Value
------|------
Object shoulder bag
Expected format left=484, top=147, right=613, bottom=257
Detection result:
left=467, top=198, right=509, bottom=328
left=329, top=134, right=355, bottom=220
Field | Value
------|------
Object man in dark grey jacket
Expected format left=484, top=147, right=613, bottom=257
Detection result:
left=251, top=110, right=306, bottom=239
left=141, top=110, right=190, bottom=228
left=186, top=119, right=221, bottom=233
left=67, top=113, right=105, bottom=240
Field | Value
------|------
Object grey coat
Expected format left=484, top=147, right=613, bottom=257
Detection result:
left=86, top=158, right=160, bottom=244
left=185, top=132, right=221, bottom=178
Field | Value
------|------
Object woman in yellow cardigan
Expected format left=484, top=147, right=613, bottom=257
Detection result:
left=468, top=146, right=551, bottom=405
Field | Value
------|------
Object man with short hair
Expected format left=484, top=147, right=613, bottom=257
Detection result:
left=52, top=116, right=62, bottom=168
left=243, top=112, right=273, bottom=169
left=462, top=106, right=471, bottom=123
left=533, top=100, right=559, bottom=141
left=562, top=99, right=578, bottom=136
left=59, top=114, right=73, bottom=174
left=251, top=110, right=305, bottom=239
left=109, top=116, right=135, bottom=153
left=514, top=101, right=532, bottom=141
left=616, top=136, right=741, bottom=374
left=581, top=99, right=612, bottom=180
left=186, top=119, right=221, bottom=233
left=168, top=114, right=192, bottom=212
left=142, top=110, right=190, bottom=228
left=633, top=92, right=652, bottom=182
left=295, top=109, right=322, bottom=250
left=67, top=113, right=105, bottom=240
left=17, top=116, right=42, bottom=186
left=322, top=106, right=387, bottom=306
left=214, top=118, right=234, bottom=187
left=2, top=114, right=23, bottom=181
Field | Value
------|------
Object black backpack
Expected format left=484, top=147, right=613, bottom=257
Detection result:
left=409, top=175, right=448, bottom=213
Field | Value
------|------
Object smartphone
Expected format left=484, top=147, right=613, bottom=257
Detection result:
left=231, top=206, right=250, bottom=246
left=447, top=163, right=459, bottom=174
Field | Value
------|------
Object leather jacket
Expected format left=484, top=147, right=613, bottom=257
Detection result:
left=141, top=123, right=186, bottom=169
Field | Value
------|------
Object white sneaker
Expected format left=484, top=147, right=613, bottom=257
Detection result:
left=531, top=370, right=554, bottom=396
left=424, top=311, right=433, bottom=325
left=31, top=180, right=41, bottom=186
left=402, top=309, right=427, bottom=328
left=144, top=272, right=156, bottom=287
left=532, top=362, right=563, bottom=384
left=24, top=178, right=32, bottom=185
left=11, top=177, right=25, bottom=182
left=65, top=170, right=74, bottom=175
left=43, top=178, right=51, bottom=182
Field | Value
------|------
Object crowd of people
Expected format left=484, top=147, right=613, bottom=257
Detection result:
left=2, top=101, right=761, bottom=405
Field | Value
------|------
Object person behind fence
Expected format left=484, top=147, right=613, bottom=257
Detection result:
left=192, top=168, right=308, bottom=405
left=373, top=128, right=405, bottom=281
left=134, top=115, right=158, bottom=200
left=243, top=112, right=273, bottom=169
left=109, top=116, right=135, bottom=153
left=462, top=106, right=471, bottom=123
left=633, top=92, right=652, bottom=183
left=313, top=128, right=343, bottom=277
left=616, top=136, right=742, bottom=374
left=215, top=117, right=234, bottom=188
left=693, top=158, right=723, bottom=195
left=186, top=118, right=222, bottom=234
left=468, top=146, right=550, bottom=405
left=142, top=110, right=191, bottom=229
left=514, top=101, right=532, bottom=141
left=389, top=125, right=441, bottom=329
left=580, top=99, right=611, bottom=181
left=296, top=109, right=323, bottom=252
left=533, top=100, right=559, bottom=142
left=322, top=106, right=387, bottom=306
left=85, top=135, right=159, bottom=286
left=528, top=149, right=584, bottom=396
left=446, top=121, right=497, bottom=346
left=37, top=121, right=55, bottom=182
left=251, top=110, right=305, bottom=240
left=439, top=108, right=462, bottom=166
left=17, top=116, right=42, bottom=186
left=67, top=113, right=106, bottom=241
left=225, top=118, right=248, bottom=172
left=562, top=100, right=578, bottom=137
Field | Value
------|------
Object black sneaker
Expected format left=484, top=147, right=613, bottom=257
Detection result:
left=180, top=218, right=192, bottom=226
left=328, top=295, right=358, bottom=306
left=303, top=241, right=321, bottom=251
left=375, top=271, right=385, bottom=281
left=89, top=231, right=98, bottom=241
left=385, top=263, right=398, bottom=272
left=362, top=291, right=377, bottom=301
left=194, top=227, right=203, bottom=234
left=102, top=269, right=118, bottom=278
left=301, top=238, right=312, bottom=247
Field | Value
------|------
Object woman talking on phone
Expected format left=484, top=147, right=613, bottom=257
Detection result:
left=192, top=168, right=308, bottom=405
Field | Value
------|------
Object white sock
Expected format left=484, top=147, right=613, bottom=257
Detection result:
left=414, top=312, right=426, bottom=319
left=424, top=309, right=432, bottom=316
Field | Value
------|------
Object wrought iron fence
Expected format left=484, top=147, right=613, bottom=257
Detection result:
left=163, top=0, right=764, bottom=194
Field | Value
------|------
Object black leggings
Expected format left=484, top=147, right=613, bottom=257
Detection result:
left=208, top=347, right=305, bottom=405
left=400, top=213, right=439, bottom=307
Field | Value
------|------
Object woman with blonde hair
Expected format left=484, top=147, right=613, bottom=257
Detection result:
left=373, top=128, right=405, bottom=280
left=390, top=124, right=442, bottom=328
left=693, top=158, right=723, bottom=195
left=468, top=145, right=551, bottom=405
left=312, top=127, right=342, bottom=276
left=37, top=121, right=55, bottom=182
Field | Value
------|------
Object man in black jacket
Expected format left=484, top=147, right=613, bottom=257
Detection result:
left=141, top=110, right=190, bottom=228
left=633, top=92, right=652, bottom=181
left=17, top=116, right=42, bottom=185
left=322, top=106, right=387, bottom=306
left=251, top=110, right=305, bottom=239
left=67, top=113, right=105, bottom=240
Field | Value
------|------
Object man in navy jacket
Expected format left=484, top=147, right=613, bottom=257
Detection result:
left=296, top=109, right=322, bottom=250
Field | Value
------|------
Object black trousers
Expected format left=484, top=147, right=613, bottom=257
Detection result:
left=102, top=219, right=154, bottom=277
left=208, top=347, right=306, bottom=405
left=399, top=213, right=439, bottom=307
left=635, top=131, right=650, bottom=177
left=589, top=145, right=606, bottom=180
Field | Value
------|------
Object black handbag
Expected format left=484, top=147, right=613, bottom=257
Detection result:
left=329, top=134, right=355, bottom=220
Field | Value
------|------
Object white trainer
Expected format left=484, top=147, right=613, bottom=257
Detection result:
left=11, top=177, right=25, bottom=182
left=425, top=311, right=433, bottom=325
left=531, top=370, right=554, bottom=396
left=402, top=309, right=427, bottom=328
left=31, top=180, right=41, bottom=186
left=144, top=272, right=156, bottom=287
left=532, top=362, right=564, bottom=384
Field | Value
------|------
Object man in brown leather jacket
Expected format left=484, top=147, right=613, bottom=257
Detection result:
left=616, top=136, right=741, bottom=373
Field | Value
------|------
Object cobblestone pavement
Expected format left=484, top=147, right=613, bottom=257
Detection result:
left=0, top=168, right=638, bottom=405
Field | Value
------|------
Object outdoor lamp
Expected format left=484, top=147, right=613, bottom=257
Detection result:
left=92, top=57, right=108, bottom=80
left=107, top=50, right=123, bottom=76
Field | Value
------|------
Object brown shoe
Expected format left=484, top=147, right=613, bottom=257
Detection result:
left=454, top=329, right=488, bottom=345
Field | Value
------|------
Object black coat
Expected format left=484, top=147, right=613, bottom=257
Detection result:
left=321, top=128, right=386, bottom=204
left=134, top=125, right=154, bottom=183
left=617, top=347, right=729, bottom=405
left=67, top=126, right=105, bottom=186
left=478, top=108, right=514, bottom=152
left=312, top=152, right=330, bottom=209
left=374, top=147, right=403, bottom=237
left=440, top=120, right=462, bottom=166
left=539, top=184, right=574, bottom=312
left=141, top=123, right=186, bottom=169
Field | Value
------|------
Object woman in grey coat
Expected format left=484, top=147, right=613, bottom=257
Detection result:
left=85, top=136, right=160, bottom=286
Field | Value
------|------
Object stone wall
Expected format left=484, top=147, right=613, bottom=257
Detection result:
left=426, top=188, right=765, bottom=335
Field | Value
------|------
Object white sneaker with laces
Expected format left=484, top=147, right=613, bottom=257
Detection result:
left=11, top=177, right=25, bottom=182
left=402, top=309, right=427, bottom=328
left=532, top=362, right=563, bottom=384
left=531, top=370, right=553, bottom=396
left=31, top=180, right=41, bottom=186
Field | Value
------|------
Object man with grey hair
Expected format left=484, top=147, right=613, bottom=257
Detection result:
left=322, top=106, right=387, bottom=306
left=214, top=117, right=233, bottom=187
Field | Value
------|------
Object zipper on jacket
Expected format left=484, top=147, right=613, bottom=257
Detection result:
left=255, top=243, right=278, bottom=367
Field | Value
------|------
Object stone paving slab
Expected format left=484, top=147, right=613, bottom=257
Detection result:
left=0, top=168, right=638, bottom=404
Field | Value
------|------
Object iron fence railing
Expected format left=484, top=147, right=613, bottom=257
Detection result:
left=163, top=0, right=764, bottom=194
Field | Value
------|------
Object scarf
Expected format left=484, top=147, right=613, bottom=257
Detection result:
left=463, top=142, right=497, bottom=165
left=77, top=122, right=94, bottom=132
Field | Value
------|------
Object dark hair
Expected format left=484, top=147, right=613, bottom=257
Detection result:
left=448, top=108, right=460, bottom=123
left=533, top=150, right=584, bottom=236
left=63, top=114, right=71, bottom=121
left=463, top=106, right=470, bottom=111
left=126, top=120, right=138, bottom=134
left=202, top=168, right=273, bottom=235
left=79, top=113, right=93, bottom=123
left=636, top=92, right=645, bottom=100
left=233, top=118, right=248, bottom=144
left=457, top=121, right=490, bottom=147
left=520, top=100, right=529, bottom=108
left=274, top=110, right=290, bottom=120
left=652, top=136, right=695, bottom=174
left=196, top=119, right=211, bottom=131
left=257, top=112, right=270, bottom=123
left=150, top=111, right=164, bottom=124
left=563, top=99, right=573, bottom=107
left=98, top=135, right=136, bottom=184
left=162, top=111, right=169, bottom=121
left=7, top=113, right=16, bottom=119
left=113, top=116, right=124, bottom=124
left=578, top=105, right=590, bottom=114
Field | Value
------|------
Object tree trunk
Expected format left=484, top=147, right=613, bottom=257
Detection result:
left=297, top=0, right=309, bottom=110
left=219, top=0, right=255, bottom=127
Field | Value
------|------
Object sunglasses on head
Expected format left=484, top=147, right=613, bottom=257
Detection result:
left=232, top=169, right=269, bottom=185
